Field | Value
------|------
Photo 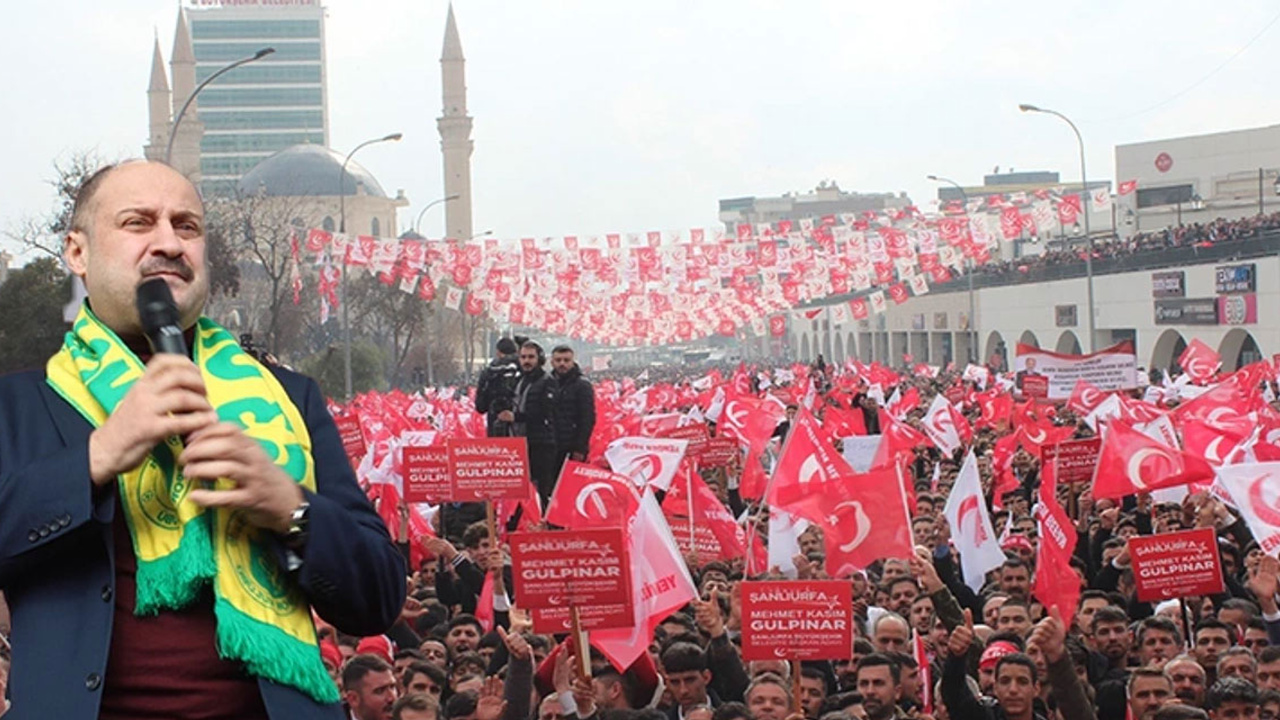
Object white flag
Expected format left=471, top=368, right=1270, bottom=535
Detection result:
left=604, top=437, right=688, bottom=491
left=943, top=451, right=1006, bottom=591
left=1216, top=463, right=1280, bottom=554
left=444, top=286, right=463, bottom=310
left=1091, top=188, right=1112, bottom=213
left=921, top=394, right=961, bottom=455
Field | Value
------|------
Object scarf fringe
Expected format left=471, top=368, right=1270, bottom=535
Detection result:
left=133, top=515, right=217, bottom=615
left=214, top=596, right=341, bottom=705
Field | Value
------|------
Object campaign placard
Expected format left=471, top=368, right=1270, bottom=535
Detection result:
left=530, top=602, right=634, bottom=633
left=511, top=528, right=633, bottom=630
left=446, top=437, right=532, bottom=501
left=659, top=423, right=710, bottom=460
left=1040, top=437, right=1102, bottom=484
left=334, top=414, right=366, bottom=462
left=1022, top=375, right=1049, bottom=400
left=1130, top=528, right=1225, bottom=602
left=740, top=580, right=853, bottom=660
left=1014, top=341, right=1138, bottom=399
left=700, top=436, right=739, bottom=468
left=404, top=444, right=451, bottom=503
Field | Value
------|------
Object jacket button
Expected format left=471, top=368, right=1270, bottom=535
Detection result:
left=48, top=522, right=60, bottom=534
left=28, top=529, right=39, bottom=542
left=86, top=672, right=102, bottom=691
left=39, top=525, right=51, bottom=538
left=59, top=514, right=71, bottom=527
left=101, top=585, right=113, bottom=602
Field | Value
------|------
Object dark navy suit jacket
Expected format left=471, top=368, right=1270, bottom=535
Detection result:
left=0, top=365, right=407, bottom=718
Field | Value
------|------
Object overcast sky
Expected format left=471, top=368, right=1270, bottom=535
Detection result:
left=4, top=1, right=1280, bottom=260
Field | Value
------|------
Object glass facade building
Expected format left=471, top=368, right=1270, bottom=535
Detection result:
left=186, top=0, right=328, bottom=194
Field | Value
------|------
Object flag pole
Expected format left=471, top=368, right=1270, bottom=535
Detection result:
left=570, top=606, right=591, bottom=679
left=687, top=467, right=697, bottom=554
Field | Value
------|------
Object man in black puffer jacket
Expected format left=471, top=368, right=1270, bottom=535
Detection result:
left=550, top=345, right=596, bottom=472
left=496, top=341, right=559, bottom=504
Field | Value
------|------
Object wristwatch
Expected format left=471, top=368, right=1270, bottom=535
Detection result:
left=284, top=501, right=311, bottom=549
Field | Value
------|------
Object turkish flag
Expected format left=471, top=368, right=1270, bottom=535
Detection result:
left=877, top=410, right=930, bottom=463
left=1032, top=460, right=1079, bottom=625
left=544, top=460, right=640, bottom=529
left=1172, top=381, right=1255, bottom=437
left=662, top=464, right=747, bottom=561
left=1091, top=420, right=1215, bottom=499
left=1178, top=339, right=1221, bottom=384
left=975, top=391, right=1013, bottom=430
left=1067, top=379, right=1107, bottom=415
left=767, top=408, right=858, bottom=517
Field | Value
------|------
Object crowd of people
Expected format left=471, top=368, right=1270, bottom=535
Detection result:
left=3, top=158, right=1279, bottom=720
left=960, top=211, right=1280, bottom=283
left=248, top=347, right=1277, bottom=720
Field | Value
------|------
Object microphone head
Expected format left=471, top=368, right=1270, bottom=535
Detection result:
left=136, top=277, right=181, bottom=334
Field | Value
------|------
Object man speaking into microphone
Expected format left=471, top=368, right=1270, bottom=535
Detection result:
left=0, top=160, right=406, bottom=718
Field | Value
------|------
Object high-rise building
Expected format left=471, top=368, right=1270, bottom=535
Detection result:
left=147, top=0, right=329, bottom=194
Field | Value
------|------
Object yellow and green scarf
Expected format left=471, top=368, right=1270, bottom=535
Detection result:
left=46, top=304, right=338, bottom=704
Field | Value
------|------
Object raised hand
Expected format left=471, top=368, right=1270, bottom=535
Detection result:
left=694, top=588, right=726, bottom=638
left=948, top=608, right=975, bottom=657
left=1027, top=606, right=1067, bottom=663
left=475, top=676, right=508, bottom=720
left=497, top=625, right=531, bottom=661
left=1250, top=555, right=1280, bottom=614
left=909, top=546, right=944, bottom=594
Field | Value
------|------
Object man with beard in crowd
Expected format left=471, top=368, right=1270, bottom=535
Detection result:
left=549, top=345, right=595, bottom=471
left=498, top=341, right=559, bottom=504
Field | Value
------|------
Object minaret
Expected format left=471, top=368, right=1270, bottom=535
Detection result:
left=143, top=35, right=170, bottom=162
left=168, top=8, right=204, bottom=181
left=438, top=4, right=474, bottom=242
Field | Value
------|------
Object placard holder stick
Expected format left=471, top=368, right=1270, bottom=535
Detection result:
left=485, top=501, right=498, bottom=544
left=791, top=659, right=802, bottom=714
left=570, top=605, right=591, bottom=679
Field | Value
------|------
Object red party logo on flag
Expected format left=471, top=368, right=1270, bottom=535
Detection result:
left=769, top=315, right=787, bottom=337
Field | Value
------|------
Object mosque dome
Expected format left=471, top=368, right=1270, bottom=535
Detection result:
left=237, top=144, right=388, bottom=199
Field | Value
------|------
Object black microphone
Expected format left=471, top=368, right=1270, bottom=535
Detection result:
left=136, top=277, right=188, bottom=356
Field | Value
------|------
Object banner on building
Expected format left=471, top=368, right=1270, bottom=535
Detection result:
left=1014, top=341, right=1138, bottom=400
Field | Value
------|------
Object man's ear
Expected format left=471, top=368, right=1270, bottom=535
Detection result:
left=64, top=230, right=89, bottom=278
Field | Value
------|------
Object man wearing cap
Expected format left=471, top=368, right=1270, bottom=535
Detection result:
left=0, top=160, right=406, bottom=719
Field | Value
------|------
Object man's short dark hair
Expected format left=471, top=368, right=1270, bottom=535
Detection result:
left=853, top=638, right=874, bottom=655
left=447, top=614, right=484, bottom=637
left=405, top=661, right=447, bottom=690
left=712, top=702, right=751, bottom=720
left=451, top=651, right=486, bottom=675
left=1152, top=705, right=1209, bottom=720
left=1001, top=556, right=1028, bottom=572
left=1092, top=606, right=1130, bottom=632
left=552, top=345, right=573, bottom=355
left=1259, top=646, right=1280, bottom=664
left=343, top=653, right=392, bottom=691
left=1205, top=677, right=1259, bottom=710
left=1128, top=667, right=1173, bottom=694
left=444, top=689, right=479, bottom=720
left=1195, top=618, right=1233, bottom=637
left=396, top=648, right=425, bottom=663
left=854, top=653, right=900, bottom=684
left=1137, top=617, right=1182, bottom=647
left=661, top=642, right=708, bottom=674
left=995, top=653, right=1038, bottom=684
left=496, top=337, right=517, bottom=355
left=394, top=692, right=441, bottom=720
left=1221, top=598, right=1260, bottom=622
left=461, top=521, right=490, bottom=550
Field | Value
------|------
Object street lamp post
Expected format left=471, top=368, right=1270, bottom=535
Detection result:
left=338, top=133, right=403, bottom=400
left=413, top=194, right=461, bottom=235
left=927, top=174, right=978, bottom=364
left=166, top=47, right=275, bottom=164
left=1019, top=104, right=1096, bottom=352
left=412, top=195, right=460, bottom=387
